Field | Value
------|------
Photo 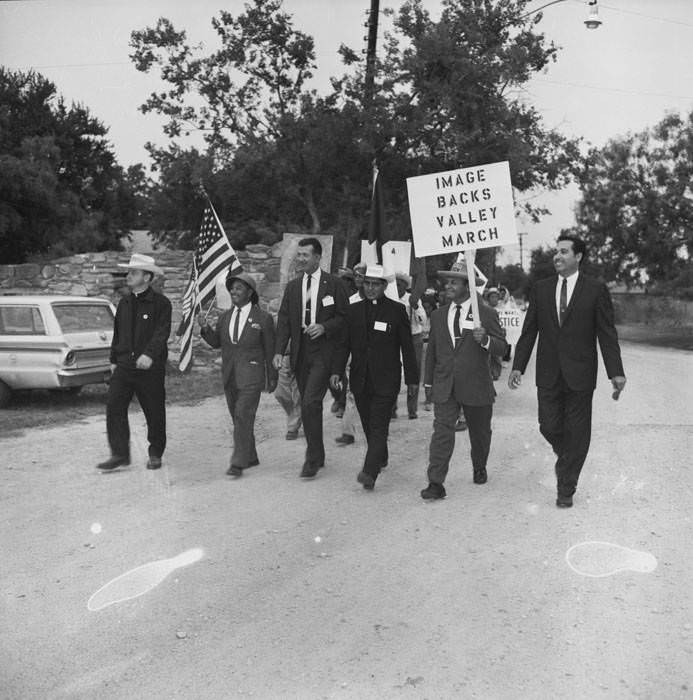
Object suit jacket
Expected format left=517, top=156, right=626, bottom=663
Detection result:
left=513, top=274, right=624, bottom=391
left=201, top=304, right=277, bottom=391
left=333, top=296, right=419, bottom=397
left=424, top=296, right=507, bottom=406
left=110, top=286, right=172, bottom=369
left=275, top=270, right=348, bottom=371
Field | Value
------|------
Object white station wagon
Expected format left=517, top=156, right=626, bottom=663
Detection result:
left=0, top=295, right=116, bottom=407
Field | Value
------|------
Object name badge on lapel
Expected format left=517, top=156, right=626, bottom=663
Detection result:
left=322, top=295, right=334, bottom=307
left=142, top=314, right=149, bottom=320
left=373, top=321, right=387, bottom=332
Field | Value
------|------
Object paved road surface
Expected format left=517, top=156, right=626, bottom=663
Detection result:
left=1, top=342, right=691, bottom=699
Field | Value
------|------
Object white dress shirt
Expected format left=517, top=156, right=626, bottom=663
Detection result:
left=447, top=299, right=472, bottom=345
left=228, top=302, right=252, bottom=343
left=555, top=270, right=579, bottom=319
left=302, top=269, right=321, bottom=328
left=446, top=299, right=490, bottom=349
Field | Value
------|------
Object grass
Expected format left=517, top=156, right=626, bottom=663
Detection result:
left=0, top=366, right=224, bottom=436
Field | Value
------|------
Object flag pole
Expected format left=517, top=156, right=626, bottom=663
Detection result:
left=465, top=249, right=481, bottom=328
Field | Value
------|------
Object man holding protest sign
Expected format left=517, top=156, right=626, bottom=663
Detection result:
left=421, top=259, right=507, bottom=499
left=508, top=235, right=626, bottom=508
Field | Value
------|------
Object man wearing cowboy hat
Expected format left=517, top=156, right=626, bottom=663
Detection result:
left=97, top=254, right=172, bottom=471
left=330, top=264, right=418, bottom=490
left=421, top=259, right=507, bottom=500
left=199, top=271, right=278, bottom=477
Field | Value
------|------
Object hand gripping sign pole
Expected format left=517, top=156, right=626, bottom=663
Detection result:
left=465, top=249, right=481, bottom=328
left=407, top=160, right=518, bottom=328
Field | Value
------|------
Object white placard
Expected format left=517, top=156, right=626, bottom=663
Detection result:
left=407, top=161, right=517, bottom=257
left=497, top=308, right=525, bottom=345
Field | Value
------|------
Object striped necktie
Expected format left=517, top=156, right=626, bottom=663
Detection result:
left=304, top=273, right=312, bottom=327
left=559, top=278, right=568, bottom=326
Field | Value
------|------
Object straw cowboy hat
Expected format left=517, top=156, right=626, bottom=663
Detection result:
left=438, top=258, right=482, bottom=285
left=118, top=253, right=162, bottom=276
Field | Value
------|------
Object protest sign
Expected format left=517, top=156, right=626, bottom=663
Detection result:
left=406, top=161, right=517, bottom=258
left=497, top=307, right=525, bottom=346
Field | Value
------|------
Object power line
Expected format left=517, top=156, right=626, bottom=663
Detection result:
left=534, top=77, right=693, bottom=101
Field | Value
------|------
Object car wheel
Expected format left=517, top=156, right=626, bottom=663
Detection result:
left=0, top=380, right=12, bottom=408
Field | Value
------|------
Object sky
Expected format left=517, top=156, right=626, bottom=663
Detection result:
left=2, top=0, right=693, bottom=266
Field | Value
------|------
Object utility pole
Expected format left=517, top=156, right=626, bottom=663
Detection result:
left=517, top=232, right=527, bottom=272
left=364, top=0, right=380, bottom=104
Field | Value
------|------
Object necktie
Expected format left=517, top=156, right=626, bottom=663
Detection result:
left=454, top=304, right=462, bottom=342
left=304, top=274, right=312, bottom=327
left=232, top=308, right=241, bottom=343
left=559, top=278, right=568, bottom=326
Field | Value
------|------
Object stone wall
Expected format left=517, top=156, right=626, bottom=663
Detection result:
left=0, top=243, right=285, bottom=368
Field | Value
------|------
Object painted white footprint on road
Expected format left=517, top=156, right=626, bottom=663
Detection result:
left=88, top=548, right=204, bottom=611
left=566, top=541, right=657, bottom=578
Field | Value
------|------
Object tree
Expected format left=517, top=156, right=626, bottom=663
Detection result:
left=0, top=68, right=142, bottom=262
left=570, top=111, right=693, bottom=287
left=130, top=0, right=583, bottom=261
left=527, top=245, right=556, bottom=287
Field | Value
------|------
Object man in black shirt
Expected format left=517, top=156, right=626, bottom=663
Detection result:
left=97, top=254, right=172, bottom=471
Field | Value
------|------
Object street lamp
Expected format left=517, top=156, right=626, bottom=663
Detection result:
left=524, top=0, right=602, bottom=29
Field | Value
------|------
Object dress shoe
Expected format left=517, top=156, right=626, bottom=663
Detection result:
left=335, top=408, right=345, bottom=419
left=330, top=401, right=341, bottom=414
left=335, top=434, right=355, bottom=446
left=96, top=455, right=130, bottom=470
left=409, top=413, right=418, bottom=420
left=423, top=402, right=432, bottom=411
left=247, top=458, right=260, bottom=468
left=473, top=468, right=487, bottom=484
left=285, top=430, right=299, bottom=440
left=146, top=456, right=162, bottom=470
left=357, top=471, right=375, bottom=490
left=420, top=482, right=446, bottom=500
left=226, top=465, right=243, bottom=477
left=556, top=495, right=573, bottom=508
left=455, top=420, right=467, bottom=432
left=300, top=462, right=320, bottom=478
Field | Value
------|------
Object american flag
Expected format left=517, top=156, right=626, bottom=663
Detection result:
left=177, top=201, right=242, bottom=372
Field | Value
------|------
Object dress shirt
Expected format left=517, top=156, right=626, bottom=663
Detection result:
left=228, top=302, right=252, bottom=343
left=302, top=268, right=321, bottom=328
left=555, top=270, right=579, bottom=320
left=446, top=299, right=490, bottom=349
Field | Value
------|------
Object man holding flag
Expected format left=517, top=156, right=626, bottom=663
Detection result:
left=177, top=199, right=243, bottom=372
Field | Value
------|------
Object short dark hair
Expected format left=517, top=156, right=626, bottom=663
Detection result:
left=298, top=237, right=322, bottom=256
left=557, top=234, right=586, bottom=261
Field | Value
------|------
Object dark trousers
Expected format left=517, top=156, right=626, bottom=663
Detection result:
left=427, top=396, right=493, bottom=485
left=296, top=342, right=331, bottom=467
left=406, top=333, right=424, bottom=416
left=537, top=376, right=594, bottom=497
left=225, top=381, right=262, bottom=468
left=354, top=388, right=397, bottom=480
left=107, top=365, right=166, bottom=458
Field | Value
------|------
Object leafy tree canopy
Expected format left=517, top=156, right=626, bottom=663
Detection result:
left=130, top=0, right=583, bottom=261
left=0, top=68, right=146, bottom=263
left=569, top=111, right=693, bottom=287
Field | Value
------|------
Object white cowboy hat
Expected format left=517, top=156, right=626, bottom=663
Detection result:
left=364, top=264, right=389, bottom=282
left=395, top=271, right=412, bottom=287
left=118, top=253, right=162, bottom=275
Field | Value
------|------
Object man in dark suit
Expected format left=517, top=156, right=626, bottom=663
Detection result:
left=199, top=271, right=277, bottom=477
left=330, top=264, right=419, bottom=490
left=421, top=259, right=507, bottom=500
left=273, top=237, right=348, bottom=478
left=509, top=234, right=626, bottom=508
left=97, top=254, right=172, bottom=471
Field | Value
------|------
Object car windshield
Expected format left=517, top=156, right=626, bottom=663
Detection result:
left=52, top=304, right=114, bottom=333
